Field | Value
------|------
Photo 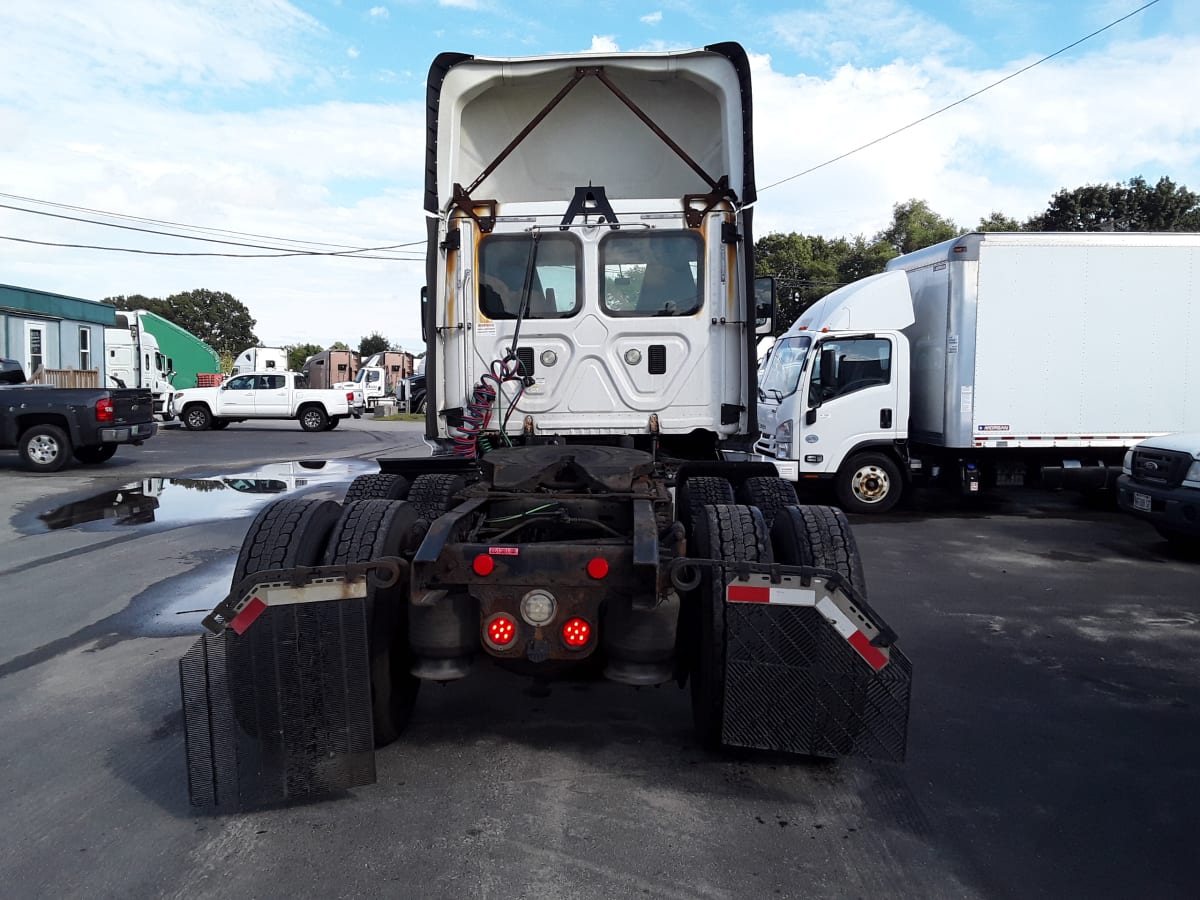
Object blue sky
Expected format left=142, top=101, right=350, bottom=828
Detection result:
left=1, top=0, right=1196, bottom=348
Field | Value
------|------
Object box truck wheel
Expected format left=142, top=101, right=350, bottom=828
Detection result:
left=344, top=473, right=411, bottom=504
left=19, top=423, right=72, bottom=472
left=689, top=503, right=773, bottom=749
left=323, top=499, right=422, bottom=746
left=73, top=443, right=118, bottom=465
left=836, top=452, right=902, bottom=514
left=770, top=505, right=867, bottom=594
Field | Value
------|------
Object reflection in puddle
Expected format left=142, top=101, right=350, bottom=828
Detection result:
left=38, top=460, right=362, bottom=531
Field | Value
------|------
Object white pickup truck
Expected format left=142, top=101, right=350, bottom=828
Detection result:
left=169, top=371, right=363, bottom=432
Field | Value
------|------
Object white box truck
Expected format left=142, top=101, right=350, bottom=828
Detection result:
left=750, top=232, right=1200, bottom=512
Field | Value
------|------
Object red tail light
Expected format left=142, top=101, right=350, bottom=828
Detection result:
left=95, top=398, right=114, bottom=423
left=586, top=557, right=609, bottom=579
left=562, top=618, right=591, bottom=648
left=485, top=613, right=517, bottom=648
left=346, top=392, right=355, bottom=404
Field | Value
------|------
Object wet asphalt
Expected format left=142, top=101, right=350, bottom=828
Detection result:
left=0, top=419, right=1197, bottom=899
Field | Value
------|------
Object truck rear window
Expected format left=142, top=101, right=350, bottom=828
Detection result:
left=478, top=234, right=581, bottom=319
left=600, top=231, right=703, bottom=317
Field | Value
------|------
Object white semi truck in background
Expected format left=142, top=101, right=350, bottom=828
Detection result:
left=180, top=42, right=912, bottom=809
left=752, top=232, right=1200, bottom=512
left=104, top=315, right=174, bottom=420
left=230, top=346, right=287, bottom=376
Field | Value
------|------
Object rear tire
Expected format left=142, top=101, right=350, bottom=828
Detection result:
left=407, top=473, right=466, bottom=522
left=344, top=473, right=411, bottom=504
left=182, top=405, right=212, bottom=431
left=689, top=503, right=773, bottom=749
left=231, top=498, right=342, bottom=588
left=737, top=476, right=799, bottom=530
left=72, top=443, right=118, bottom=465
left=323, top=500, right=422, bottom=746
left=835, top=452, right=902, bottom=514
left=677, top=476, right=735, bottom=538
left=771, top=505, right=867, bottom=594
left=19, top=424, right=72, bottom=472
left=298, top=405, right=328, bottom=432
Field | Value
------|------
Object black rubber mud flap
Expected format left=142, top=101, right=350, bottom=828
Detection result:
left=180, top=599, right=376, bottom=809
left=719, top=503, right=911, bottom=761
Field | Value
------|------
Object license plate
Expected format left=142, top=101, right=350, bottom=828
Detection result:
left=1133, top=492, right=1152, bottom=512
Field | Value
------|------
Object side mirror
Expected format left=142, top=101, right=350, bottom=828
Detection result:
left=753, top=275, right=775, bottom=336
left=805, top=407, right=817, bottom=426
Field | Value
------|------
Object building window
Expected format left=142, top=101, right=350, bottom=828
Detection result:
left=26, top=324, right=45, bottom=376
left=79, top=327, right=91, bottom=370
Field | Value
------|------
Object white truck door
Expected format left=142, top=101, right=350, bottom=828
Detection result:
left=254, top=374, right=290, bottom=415
left=217, top=374, right=258, bottom=416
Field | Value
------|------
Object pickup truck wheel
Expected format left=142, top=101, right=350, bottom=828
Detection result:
left=344, top=473, right=411, bottom=504
left=407, top=473, right=466, bottom=523
left=298, top=405, right=328, bottom=432
left=210, top=418, right=231, bottom=430
left=737, top=476, right=799, bottom=530
left=325, top=417, right=341, bottom=431
left=182, top=405, right=212, bottom=431
left=73, top=443, right=118, bottom=465
left=677, top=476, right=735, bottom=539
left=689, top=503, right=772, bottom=750
left=835, top=452, right=902, bottom=514
left=771, top=505, right=867, bottom=594
left=19, top=424, right=72, bottom=472
left=323, top=499, right=422, bottom=746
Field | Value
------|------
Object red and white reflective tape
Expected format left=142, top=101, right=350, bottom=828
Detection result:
left=725, top=582, right=889, bottom=672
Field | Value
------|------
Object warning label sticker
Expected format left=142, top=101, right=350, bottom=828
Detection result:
left=488, top=547, right=520, bottom=556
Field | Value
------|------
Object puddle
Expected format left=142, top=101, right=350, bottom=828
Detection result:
left=35, top=459, right=370, bottom=532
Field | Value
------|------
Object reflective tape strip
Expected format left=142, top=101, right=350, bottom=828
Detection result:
left=230, top=597, right=266, bottom=635
left=726, top=584, right=816, bottom=606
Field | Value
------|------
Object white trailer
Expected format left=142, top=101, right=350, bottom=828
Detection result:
left=751, top=232, right=1200, bottom=512
left=230, top=347, right=286, bottom=376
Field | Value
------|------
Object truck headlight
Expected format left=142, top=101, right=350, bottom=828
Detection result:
left=775, top=419, right=793, bottom=458
left=1122, top=449, right=1133, bottom=475
left=1186, top=460, right=1200, bottom=484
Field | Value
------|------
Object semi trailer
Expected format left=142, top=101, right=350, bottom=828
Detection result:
left=750, top=232, right=1200, bottom=512
left=180, top=43, right=912, bottom=808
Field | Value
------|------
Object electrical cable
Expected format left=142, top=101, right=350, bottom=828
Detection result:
left=758, top=0, right=1162, bottom=192
left=0, top=233, right=422, bottom=260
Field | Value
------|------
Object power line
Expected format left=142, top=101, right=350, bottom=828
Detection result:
left=0, top=234, right=424, bottom=260
left=0, top=190, right=425, bottom=255
left=0, top=202, right=424, bottom=258
left=758, top=0, right=1162, bottom=193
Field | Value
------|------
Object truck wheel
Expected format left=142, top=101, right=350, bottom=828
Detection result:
left=182, top=404, right=212, bottom=431
left=407, top=473, right=466, bottom=523
left=298, top=405, right=328, bottom=432
left=231, top=498, right=342, bottom=587
left=324, top=500, right=422, bottom=746
left=677, top=476, right=735, bottom=538
left=737, top=476, right=799, bottom=530
left=835, top=452, right=902, bottom=514
left=325, top=417, right=341, bottom=431
left=415, top=397, right=427, bottom=414
left=689, top=503, right=773, bottom=749
left=73, top=443, right=118, bottom=465
left=160, top=413, right=174, bottom=424
left=344, top=473, right=411, bottom=504
left=771, top=505, right=867, bottom=594
left=210, top=418, right=231, bottom=430
left=19, top=424, right=72, bottom=472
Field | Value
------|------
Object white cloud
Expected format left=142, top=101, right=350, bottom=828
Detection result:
left=368, top=5, right=389, bottom=18
left=640, top=11, right=662, bottom=25
left=347, top=46, right=360, bottom=58
left=439, top=0, right=479, bottom=8
left=589, top=35, right=620, bottom=53
left=770, top=0, right=967, bottom=66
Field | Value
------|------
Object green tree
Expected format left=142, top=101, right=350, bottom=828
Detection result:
left=105, top=289, right=258, bottom=356
left=329, top=341, right=351, bottom=351
left=286, top=343, right=324, bottom=371
left=977, top=211, right=1022, bottom=232
left=1026, top=175, right=1200, bottom=232
left=359, top=332, right=392, bottom=356
left=874, top=199, right=960, bottom=254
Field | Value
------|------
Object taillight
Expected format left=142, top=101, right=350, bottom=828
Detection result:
left=586, top=557, right=608, bottom=579
left=95, top=398, right=115, bottom=423
left=473, top=553, right=495, bottom=576
left=485, top=613, right=517, bottom=648
left=346, top=392, right=355, bottom=404
left=562, top=618, right=591, bottom=648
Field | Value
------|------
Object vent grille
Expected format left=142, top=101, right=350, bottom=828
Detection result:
left=648, top=345, right=666, bottom=375
left=515, top=347, right=535, bottom=377
left=1130, top=448, right=1192, bottom=487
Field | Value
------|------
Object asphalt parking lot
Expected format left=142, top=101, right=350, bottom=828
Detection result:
left=0, top=420, right=1196, bottom=899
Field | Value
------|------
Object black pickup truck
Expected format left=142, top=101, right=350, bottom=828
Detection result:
left=1, top=358, right=158, bottom=472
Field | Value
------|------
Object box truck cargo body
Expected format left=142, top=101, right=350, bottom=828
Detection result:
left=751, top=232, right=1200, bottom=511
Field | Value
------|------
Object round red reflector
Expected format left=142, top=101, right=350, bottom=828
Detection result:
left=562, top=617, right=591, bottom=648
left=473, top=553, right=495, bottom=576
left=486, top=614, right=516, bottom=647
left=586, top=557, right=608, bottom=579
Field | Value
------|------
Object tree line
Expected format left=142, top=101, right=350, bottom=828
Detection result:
left=756, top=175, right=1200, bottom=328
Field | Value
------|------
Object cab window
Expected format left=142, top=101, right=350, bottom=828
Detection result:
left=225, top=375, right=256, bottom=391
left=600, top=231, right=703, bottom=317
left=809, top=338, right=892, bottom=404
left=759, top=335, right=812, bottom=399
left=479, top=234, right=581, bottom=319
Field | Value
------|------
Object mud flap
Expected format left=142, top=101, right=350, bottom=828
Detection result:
left=718, top=570, right=911, bottom=761
left=180, top=599, right=376, bottom=808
